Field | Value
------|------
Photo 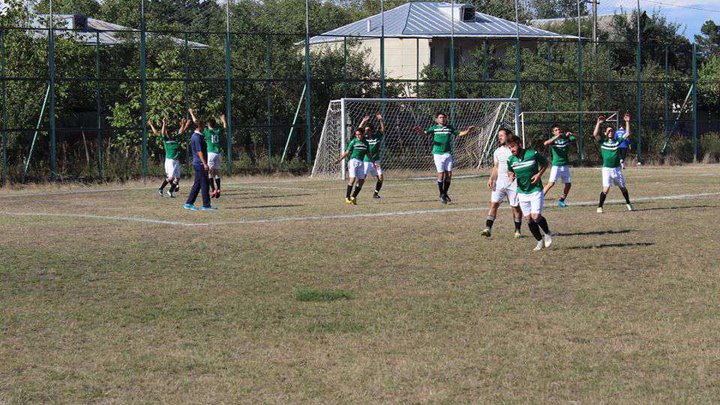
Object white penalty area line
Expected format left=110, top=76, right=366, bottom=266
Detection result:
left=1, top=191, right=719, bottom=228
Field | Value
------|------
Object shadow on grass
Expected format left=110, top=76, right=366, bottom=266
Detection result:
left=554, top=229, right=636, bottom=237
left=296, top=288, right=352, bottom=302
left=563, top=242, right=655, bottom=250
left=636, top=204, right=716, bottom=212
left=221, top=192, right=312, bottom=199
left=223, top=204, right=304, bottom=210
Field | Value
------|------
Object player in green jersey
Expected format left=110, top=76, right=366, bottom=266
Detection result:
left=335, top=128, right=371, bottom=205
left=506, top=133, right=553, bottom=251
left=359, top=113, right=385, bottom=199
left=149, top=117, right=190, bottom=198
left=413, top=113, right=476, bottom=204
left=543, top=124, right=577, bottom=207
left=593, top=114, right=634, bottom=213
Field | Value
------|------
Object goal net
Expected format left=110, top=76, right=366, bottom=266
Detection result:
left=519, top=111, right=619, bottom=160
left=311, top=98, right=519, bottom=179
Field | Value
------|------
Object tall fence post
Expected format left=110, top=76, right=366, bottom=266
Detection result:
left=1, top=29, right=7, bottom=186
left=96, top=31, right=103, bottom=178
left=224, top=0, right=233, bottom=175
left=636, top=31, right=643, bottom=163
left=577, top=39, right=584, bottom=165
left=343, top=37, right=348, bottom=98
left=692, top=43, right=698, bottom=162
left=304, top=0, right=312, bottom=166
left=140, top=0, right=148, bottom=178
left=449, top=0, right=455, bottom=98
left=49, top=4, right=57, bottom=180
left=380, top=0, right=386, bottom=98
left=663, top=46, right=669, bottom=156
left=183, top=33, right=190, bottom=168
left=266, top=35, right=272, bottom=170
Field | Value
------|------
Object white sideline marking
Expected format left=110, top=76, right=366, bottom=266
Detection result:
left=1, top=191, right=718, bottom=227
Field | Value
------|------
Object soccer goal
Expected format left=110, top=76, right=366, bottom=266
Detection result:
left=519, top=110, right=619, bottom=146
left=311, top=98, right=519, bottom=179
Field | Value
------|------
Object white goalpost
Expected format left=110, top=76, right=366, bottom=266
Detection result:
left=312, top=98, right=520, bottom=179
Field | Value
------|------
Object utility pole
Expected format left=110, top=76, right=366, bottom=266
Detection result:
left=592, top=0, right=598, bottom=53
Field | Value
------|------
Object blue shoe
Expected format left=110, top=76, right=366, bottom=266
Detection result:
left=201, top=206, right=218, bottom=211
left=157, top=188, right=164, bottom=197
left=558, top=200, right=567, bottom=208
left=183, top=204, right=199, bottom=211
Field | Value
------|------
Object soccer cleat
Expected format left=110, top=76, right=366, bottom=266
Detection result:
left=440, top=195, right=448, bottom=204
left=201, top=206, right=218, bottom=211
left=533, top=240, right=544, bottom=251
left=350, top=196, right=357, bottom=205
left=444, top=194, right=452, bottom=203
left=596, top=207, right=604, bottom=214
left=480, top=228, right=491, bottom=238
left=558, top=200, right=567, bottom=208
left=544, top=232, right=553, bottom=248
left=157, top=188, right=164, bottom=197
left=167, top=190, right=175, bottom=198
left=626, top=203, right=635, bottom=211
left=183, top=204, right=199, bottom=211
left=215, top=189, right=221, bottom=199
left=514, top=231, right=522, bottom=239
left=210, top=190, right=218, bottom=199
left=373, top=192, right=381, bottom=199
left=345, top=197, right=353, bottom=204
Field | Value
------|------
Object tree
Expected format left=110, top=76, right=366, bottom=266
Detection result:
left=530, top=0, right=588, bottom=19
left=695, top=20, right=720, bottom=57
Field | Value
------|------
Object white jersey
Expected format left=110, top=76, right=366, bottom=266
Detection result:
left=493, top=146, right=515, bottom=187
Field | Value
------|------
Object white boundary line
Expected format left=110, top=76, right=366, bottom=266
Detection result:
left=1, top=192, right=719, bottom=227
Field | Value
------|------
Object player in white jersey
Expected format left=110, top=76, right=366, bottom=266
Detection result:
left=481, top=128, right=523, bottom=238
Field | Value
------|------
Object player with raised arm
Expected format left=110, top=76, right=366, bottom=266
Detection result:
left=359, top=113, right=385, bottom=199
left=543, top=124, right=577, bottom=207
left=189, top=109, right=226, bottom=199
left=335, top=128, right=370, bottom=205
left=506, top=133, right=553, bottom=251
left=481, top=128, right=523, bottom=238
left=593, top=114, right=635, bottom=213
left=150, top=117, right=189, bottom=198
left=413, top=113, right=476, bottom=204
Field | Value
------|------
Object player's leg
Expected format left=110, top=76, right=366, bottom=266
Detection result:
left=481, top=200, right=501, bottom=237
left=373, top=164, right=384, bottom=199
left=543, top=166, right=559, bottom=195
left=351, top=162, right=366, bottom=203
left=557, top=166, right=571, bottom=207
left=434, top=154, right=446, bottom=203
left=213, top=154, right=222, bottom=197
left=520, top=195, right=543, bottom=249
left=184, top=165, right=202, bottom=210
left=615, top=169, right=633, bottom=211
left=618, top=148, right=627, bottom=169
left=530, top=192, right=551, bottom=249
left=443, top=155, right=454, bottom=201
left=598, top=168, right=612, bottom=213
left=508, top=188, right=522, bottom=238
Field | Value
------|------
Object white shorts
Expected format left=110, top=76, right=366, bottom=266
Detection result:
left=208, top=152, right=221, bottom=170
left=363, top=161, right=383, bottom=178
left=348, top=158, right=366, bottom=179
left=433, top=153, right=453, bottom=173
left=548, top=165, right=572, bottom=184
left=491, top=182, right=519, bottom=207
left=518, top=190, right=544, bottom=216
left=164, top=159, right=180, bottom=179
left=602, top=167, right=626, bottom=188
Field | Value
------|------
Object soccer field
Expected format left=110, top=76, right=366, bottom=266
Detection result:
left=2, top=165, right=720, bottom=403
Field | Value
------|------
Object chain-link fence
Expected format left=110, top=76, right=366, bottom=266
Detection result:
left=1, top=1, right=718, bottom=184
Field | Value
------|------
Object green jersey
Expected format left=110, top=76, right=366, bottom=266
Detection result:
left=425, top=124, right=459, bottom=154
left=203, top=128, right=223, bottom=154
left=600, top=138, right=621, bottom=168
left=347, top=137, right=370, bottom=161
left=507, top=149, right=548, bottom=194
left=364, top=132, right=383, bottom=162
left=548, top=134, right=576, bottom=166
left=163, top=136, right=180, bottom=160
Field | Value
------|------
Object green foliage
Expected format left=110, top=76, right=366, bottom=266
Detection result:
left=699, top=55, right=720, bottom=110
left=696, top=20, right=720, bottom=57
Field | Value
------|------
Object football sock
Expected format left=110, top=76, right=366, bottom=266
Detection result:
left=159, top=179, right=168, bottom=191
left=168, top=182, right=176, bottom=193
left=437, top=181, right=444, bottom=196
left=443, top=178, right=451, bottom=194
left=514, top=217, right=522, bottom=232
left=209, top=175, right=215, bottom=191
left=346, top=184, right=353, bottom=199
left=537, top=216, right=551, bottom=234
left=599, top=191, right=608, bottom=208
left=375, top=180, right=383, bottom=194
left=559, top=193, right=567, bottom=202
left=620, top=187, right=631, bottom=204
left=215, top=177, right=221, bottom=190
left=352, top=181, right=364, bottom=197
left=527, top=219, right=543, bottom=241
left=485, top=215, right=495, bottom=230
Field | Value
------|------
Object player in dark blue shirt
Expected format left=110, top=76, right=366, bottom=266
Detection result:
left=614, top=126, right=630, bottom=168
left=184, top=110, right=216, bottom=211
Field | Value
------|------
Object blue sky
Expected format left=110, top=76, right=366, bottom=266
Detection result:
left=601, top=0, right=720, bottom=40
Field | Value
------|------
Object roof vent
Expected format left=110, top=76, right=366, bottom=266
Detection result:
left=461, top=4, right=476, bottom=22
left=73, top=14, right=88, bottom=30
left=366, top=19, right=371, bottom=32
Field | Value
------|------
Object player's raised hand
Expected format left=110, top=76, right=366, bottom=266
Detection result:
left=376, top=112, right=383, bottom=121
left=413, top=125, right=423, bottom=134
left=597, top=115, right=606, bottom=124
left=467, top=125, right=477, bottom=133
left=624, top=113, right=631, bottom=122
